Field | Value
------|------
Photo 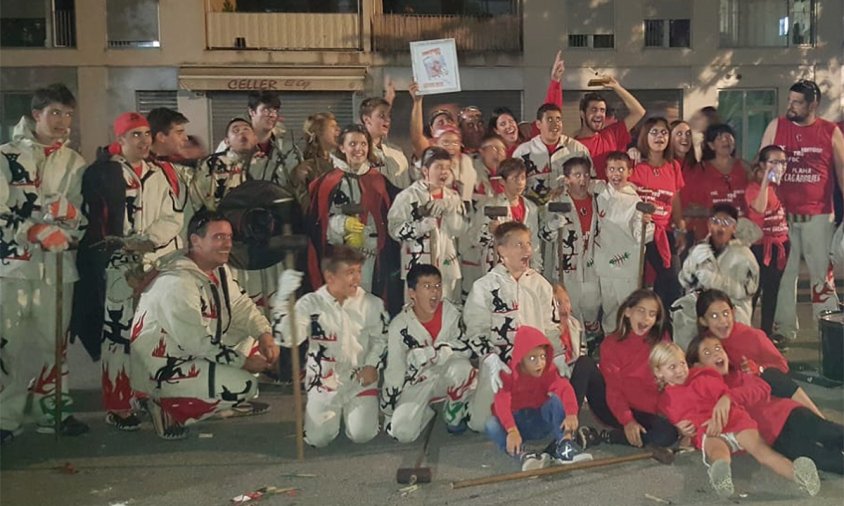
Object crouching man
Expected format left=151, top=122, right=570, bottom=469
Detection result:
left=382, top=264, right=477, bottom=442
left=272, top=246, right=388, bottom=448
left=129, top=210, right=279, bottom=439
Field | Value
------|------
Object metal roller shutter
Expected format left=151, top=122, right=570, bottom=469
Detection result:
left=135, top=90, right=179, bottom=115
left=208, top=91, right=355, bottom=148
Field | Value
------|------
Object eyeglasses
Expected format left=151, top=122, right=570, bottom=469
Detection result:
left=648, top=129, right=669, bottom=137
left=709, top=216, right=736, bottom=226
left=480, top=144, right=505, bottom=152
left=766, top=159, right=787, bottom=166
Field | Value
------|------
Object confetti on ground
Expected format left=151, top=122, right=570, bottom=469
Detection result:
left=231, top=486, right=299, bottom=504
left=198, top=432, right=214, bottom=439
left=56, top=462, right=78, bottom=474
left=644, top=493, right=672, bottom=504
left=399, top=484, right=419, bottom=497
left=90, top=486, right=113, bottom=495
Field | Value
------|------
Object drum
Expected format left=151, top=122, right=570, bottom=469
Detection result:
left=818, top=310, right=844, bottom=382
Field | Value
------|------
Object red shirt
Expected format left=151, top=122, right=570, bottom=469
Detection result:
left=629, top=160, right=685, bottom=229
left=576, top=121, right=632, bottom=181
left=510, top=197, right=526, bottom=223
left=774, top=117, right=840, bottom=215
left=420, top=303, right=443, bottom=341
left=571, top=194, right=594, bottom=235
left=682, top=160, right=748, bottom=241
left=599, top=331, right=669, bottom=425
left=724, top=369, right=799, bottom=445
left=720, top=322, right=789, bottom=373
left=744, top=182, right=788, bottom=241
left=658, top=368, right=757, bottom=450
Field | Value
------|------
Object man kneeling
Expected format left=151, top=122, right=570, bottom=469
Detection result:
left=130, top=210, right=280, bottom=439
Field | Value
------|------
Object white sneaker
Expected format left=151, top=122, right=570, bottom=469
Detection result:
left=521, top=452, right=551, bottom=471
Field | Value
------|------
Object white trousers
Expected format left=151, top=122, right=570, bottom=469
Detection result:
left=304, top=382, right=380, bottom=448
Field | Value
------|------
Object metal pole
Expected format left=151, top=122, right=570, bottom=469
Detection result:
left=53, top=250, right=64, bottom=439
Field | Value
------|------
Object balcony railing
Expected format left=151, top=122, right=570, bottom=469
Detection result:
left=372, top=14, right=522, bottom=52
left=0, top=8, right=76, bottom=48
left=205, top=12, right=361, bottom=50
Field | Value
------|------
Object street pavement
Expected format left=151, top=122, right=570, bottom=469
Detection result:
left=1, top=297, right=842, bottom=506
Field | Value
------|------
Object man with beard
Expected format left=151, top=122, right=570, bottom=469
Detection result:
left=759, top=80, right=844, bottom=342
left=574, top=76, right=646, bottom=181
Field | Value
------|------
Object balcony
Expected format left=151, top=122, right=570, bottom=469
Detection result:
left=205, top=12, right=361, bottom=50
left=372, top=14, right=521, bottom=52
left=0, top=4, right=76, bottom=48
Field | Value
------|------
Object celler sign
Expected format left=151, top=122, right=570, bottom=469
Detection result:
left=225, top=79, right=312, bottom=90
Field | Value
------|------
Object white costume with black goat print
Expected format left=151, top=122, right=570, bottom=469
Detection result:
left=372, top=141, right=412, bottom=190
left=381, top=301, right=477, bottom=442
left=273, top=286, right=388, bottom=447
left=101, top=155, right=182, bottom=414
left=388, top=180, right=467, bottom=302
left=511, top=135, right=590, bottom=205
left=463, top=265, right=560, bottom=431
left=672, top=236, right=761, bottom=350
left=130, top=254, right=270, bottom=424
left=0, top=116, right=86, bottom=431
left=539, top=189, right=601, bottom=333
left=594, top=182, right=654, bottom=332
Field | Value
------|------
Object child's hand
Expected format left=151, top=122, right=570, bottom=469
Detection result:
left=711, top=394, right=731, bottom=430
left=703, top=418, right=723, bottom=437
left=356, top=366, right=379, bottom=386
left=505, top=430, right=523, bottom=456
left=740, top=356, right=762, bottom=376
left=642, top=213, right=653, bottom=224
left=562, top=414, right=579, bottom=434
left=675, top=419, right=696, bottom=438
left=624, top=421, right=647, bottom=448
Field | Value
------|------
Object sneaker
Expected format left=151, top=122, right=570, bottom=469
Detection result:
left=793, top=457, right=820, bottom=496
left=446, top=418, right=468, bottom=435
left=1, top=427, right=23, bottom=445
left=143, top=399, right=188, bottom=441
left=217, top=400, right=270, bottom=418
left=770, top=333, right=790, bottom=351
left=35, top=415, right=90, bottom=436
left=576, top=425, right=601, bottom=450
left=708, top=459, right=734, bottom=498
left=550, top=438, right=594, bottom=465
left=105, top=412, right=142, bottom=431
left=520, top=452, right=551, bottom=471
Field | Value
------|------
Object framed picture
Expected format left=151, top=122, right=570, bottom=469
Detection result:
left=410, top=38, right=461, bottom=95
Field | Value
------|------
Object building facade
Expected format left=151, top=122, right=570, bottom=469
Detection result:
left=1, top=0, right=841, bottom=162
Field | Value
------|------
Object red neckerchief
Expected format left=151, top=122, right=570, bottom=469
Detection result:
left=44, top=142, right=62, bottom=158
left=154, top=157, right=181, bottom=197
left=559, top=320, right=574, bottom=362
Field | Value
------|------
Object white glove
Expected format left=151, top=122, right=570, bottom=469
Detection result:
left=553, top=354, right=572, bottom=378
left=545, top=212, right=566, bottom=231
left=688, top=244, right=715, bottom=268
left=406, top=346, right=437, bottom=370
left=484, top=353, right=512, bottom=394
left=272, top=269, right=303, bottom=313
left=428, top=199, right=447, bottom=218
left=419, top=217, right=438, bottom=234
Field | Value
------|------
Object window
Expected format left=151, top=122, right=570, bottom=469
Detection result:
left=0, top=0, right=76, bottom=48
left=644, top=19, right=690, bottom=48
left=382, top=1, right=515, bottom=15
left=228, top=0, right=360, bottom=14
left=567, top=0, right=614, bottom=49
left=107, top=0, right=160, bottom=48
left=718, top=89, right=777, bottom=161
left=719, top=0, right=814, bottom=47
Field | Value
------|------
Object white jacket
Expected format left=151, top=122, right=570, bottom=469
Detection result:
left=190, top=150, right=250, bottom=212
left=468, top=194, right=542, bottom=273
left=381, top=300, right=471, bottom=414
left=594, top=183, right=654, bottom=280
left=463, top=264, right=560, bottom=361
left=539, top=189, right=598, bottom=285
left=373, top=141, right=411, bottom=190
left=387, top=180, right=467, bottom=281
left=0, top=116, right=86, bottom=281
left=511, top=135, right=590, bottom=204
left=274, top=286, right=388, bottom=394
left=129, top=253, right=271, bottom=394
left=326, top=156, right=381, bottom=257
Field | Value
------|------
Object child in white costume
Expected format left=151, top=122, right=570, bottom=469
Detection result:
left=464, top=222, right=561, bottom=432
left=272, top=246, right=388, bottom=448
left=388, top=147, right=467, bottom=302
left=382, top=264, right=477, bottom=442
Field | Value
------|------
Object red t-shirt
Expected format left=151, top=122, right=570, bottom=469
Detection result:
left=682, top=160, right=748, bottom=241
left=629, top=160, right=685, bottom=228
left=576, top=121, right=632, bottom=181
left=744, top=182, right=788, bottom=241
left=544, top=142, right=558, bottom=156
left=571, top=194, right=593, bottom=235
left=420, top=303, right=443, bottom=341
left=510, top=197, right=526, bottom=223
left=774, top=117, right=839, bottom=215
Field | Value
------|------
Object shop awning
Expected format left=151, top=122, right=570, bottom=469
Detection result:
left=178, top=66, right=367, bottom=92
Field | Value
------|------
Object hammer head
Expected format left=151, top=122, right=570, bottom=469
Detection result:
left=396, top=467, right=432, bottom=484
left=636, top=201, right=657, bottom=214
left=548, top=202, right=573, bottom=213
left=342, top=203, right=363, bottom=216
left=484, top=206, right=508, bottom=218
left=649, top=446, right=676, bottom=465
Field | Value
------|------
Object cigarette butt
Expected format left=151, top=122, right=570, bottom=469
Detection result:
left=199, top=433, right=214, bottom=439
left=644, top=493, right=672, bottom=504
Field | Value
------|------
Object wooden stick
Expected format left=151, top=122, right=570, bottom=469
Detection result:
left=53, top=251, right=64, bottom=439
left=638, top=218, right=648, bottom=289
left=283, top=226, right=305, bottom=462
left=451, top=452, right=654, bottom=490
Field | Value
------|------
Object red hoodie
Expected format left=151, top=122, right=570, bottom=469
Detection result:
left=720, top=322, right=789, bottom=373
left=599, top=331, right=668, bottom=425
left=492, top=326, right=578, bottom=431
left=658, top=368, right=757, bottom=450
left=723, top=368, right=800, bottom=445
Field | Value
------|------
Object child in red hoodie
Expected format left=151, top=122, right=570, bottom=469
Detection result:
left=696, top=289, right=824, bottom=418
left=687, top=334, right=843, bottom=475
left=651, top=342, right=820, bottom=498
left=485, top=326, right=592, bottom=471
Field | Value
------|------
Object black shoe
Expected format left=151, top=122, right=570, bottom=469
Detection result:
left=576, top=425, right=601, bottom=450
left=770, top=334, right=789, bottom=351
left=105, top=412, right=142, bottom=431
left=36, top=415, right=90, bottom=436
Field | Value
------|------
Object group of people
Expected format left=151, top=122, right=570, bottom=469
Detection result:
left=1, top=62, right=843, bottom=499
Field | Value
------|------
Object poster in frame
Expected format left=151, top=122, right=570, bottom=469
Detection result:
left=410, top=38, right=461, bottom=95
